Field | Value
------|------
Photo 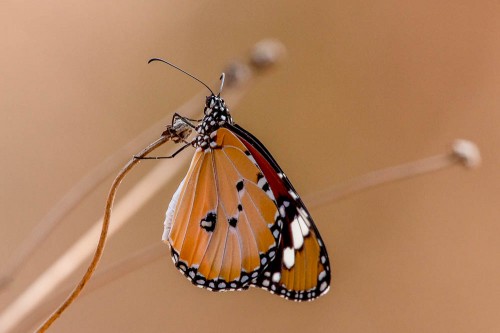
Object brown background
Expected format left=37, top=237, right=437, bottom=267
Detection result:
left=2, top=1, right=500, bottom=332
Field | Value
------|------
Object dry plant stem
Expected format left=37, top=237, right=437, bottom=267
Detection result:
left=78, top=243, right=165, bottom=293
left=16, top=244, right=164, bottom=333
left=306, top=153, right=460, bottom=209
left=36, top=136, right=168, bottom=333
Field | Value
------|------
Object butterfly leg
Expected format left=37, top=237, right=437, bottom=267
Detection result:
left=172, top=113, right=201, bottom=127
left=134, top=141, right=193, bottom=160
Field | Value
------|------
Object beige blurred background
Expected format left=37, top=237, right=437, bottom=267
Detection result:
left=2, top=1, right=500, bottom=332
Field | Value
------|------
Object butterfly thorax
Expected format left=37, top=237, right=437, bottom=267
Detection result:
left=194, top=94, right=233, bottom=149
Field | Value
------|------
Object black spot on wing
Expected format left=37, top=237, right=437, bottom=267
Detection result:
left=236, top=180, right=244, bottom=192
left=228, top=217, right=238, bottom=228
left=200, top=212, right=217, bottom=232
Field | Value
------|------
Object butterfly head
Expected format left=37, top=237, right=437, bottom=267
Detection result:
left=203, top=95, right=224, bottom=114
left=194, top=94, right=234, bottom=149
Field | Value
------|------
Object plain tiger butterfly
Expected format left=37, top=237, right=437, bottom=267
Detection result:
left=149, top=58, right=331, bottom=301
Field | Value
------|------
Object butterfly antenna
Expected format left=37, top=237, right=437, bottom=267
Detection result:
left=218, top=73, right=225, bottom=96
left=148, top=58, right=215, bottom=95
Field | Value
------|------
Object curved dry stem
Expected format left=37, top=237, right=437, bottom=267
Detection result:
left=35, top=136, right=168, bottom=332
left=15, top=244, right=164, bottom=333
left=306, top=154, right=457, bottom=208
left=306, top=139, right=480, bottom=209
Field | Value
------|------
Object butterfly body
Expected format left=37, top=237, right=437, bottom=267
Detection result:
left=163, top=94, right=331, bottom=301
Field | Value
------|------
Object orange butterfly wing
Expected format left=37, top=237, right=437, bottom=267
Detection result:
left=165, top=128, right=280, bottom=290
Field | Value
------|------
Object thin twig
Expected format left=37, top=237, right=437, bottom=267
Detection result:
left=33, top=115, right=196, bottom=332
left=306, top=139, right=481, bottom=208
left=307, top=153, right=458, bottom=208
left=13, top=244, right=164, bottom=333
left=36, top=135, right=169, bottom=332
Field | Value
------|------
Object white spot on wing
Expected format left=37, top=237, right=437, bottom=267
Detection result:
left=200, top=220, right=213, bottom=229
left=291, top=218, right=304, bottom=249
left=283, top=247, right=295, bottom=269
left=297, top=215, right=310, bottom=237
left=298, top=208, right=312, bottom=227
left=257, top=177, right=266, bottom=188
left=272, top=272, right=281, bottom=283
left=247, top=154, right=257, bottom=165
left=279, top=206, right=286, bottom=217
left=266, top=189, right=275, bottom=201
left=289, top=190, right=299, bottom=200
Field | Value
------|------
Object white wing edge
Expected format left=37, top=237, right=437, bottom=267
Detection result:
left=162, top=177, right=186, bottom=243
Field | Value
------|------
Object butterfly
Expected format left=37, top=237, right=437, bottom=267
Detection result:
left=151, top=59, right=331, bottom=301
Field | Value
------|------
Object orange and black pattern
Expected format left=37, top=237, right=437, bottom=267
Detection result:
left=163, top=94, right=331, bottom=301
